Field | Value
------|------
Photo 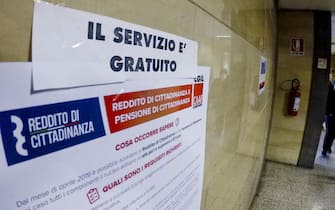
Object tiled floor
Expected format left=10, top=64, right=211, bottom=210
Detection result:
left=251, top=161, right=335, bottom=210
left=251, top=130, right=335, bottom=210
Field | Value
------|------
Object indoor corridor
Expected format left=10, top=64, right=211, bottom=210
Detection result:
left=251, top=161, right=335, bottom=210
left=252, top=131, right=335, bottom=210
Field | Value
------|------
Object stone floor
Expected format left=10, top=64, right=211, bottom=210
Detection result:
left=251, top=130, right=335, bottom=210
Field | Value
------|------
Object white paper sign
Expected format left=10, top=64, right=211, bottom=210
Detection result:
left=0, top=63, right=209, bottom=210
left=258, top=56, right=267, bottom=95
left=317, top=58, right=327, bottom=69
left=32, top=2, right=198, bottom=90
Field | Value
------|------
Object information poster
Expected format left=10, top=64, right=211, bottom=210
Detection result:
left=258, top=56, right=267, bottom=95
left=32, top=2, right=198, bottom=90
left=0, top=63, right=209, bottom=210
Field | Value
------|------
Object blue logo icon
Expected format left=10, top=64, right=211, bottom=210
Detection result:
left=0, top=98, right=105, bottom=166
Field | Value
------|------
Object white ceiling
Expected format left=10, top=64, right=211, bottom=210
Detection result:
left=279, top=0, right=335, bottom=11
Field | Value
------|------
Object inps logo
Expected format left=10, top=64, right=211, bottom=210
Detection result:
left=10, top=115, right=28, bottom=156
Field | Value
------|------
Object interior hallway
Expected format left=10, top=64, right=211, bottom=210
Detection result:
left=251, top=155, right=335, bottom=210
left=315, top=130, right=335, bottom=169
left=251, top=128, right=335, bottom=210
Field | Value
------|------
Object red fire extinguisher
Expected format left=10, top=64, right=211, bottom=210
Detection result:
left=288, top=78, right=301, bottom=116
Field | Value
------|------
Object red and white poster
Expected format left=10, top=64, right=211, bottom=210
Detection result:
left=0, top=63, right=209, bottom=210
left=258, top=56, right=267, bottom=95
left=0, top=3, right=208, bottom=210
left=290, top=38, right=304, bottom=56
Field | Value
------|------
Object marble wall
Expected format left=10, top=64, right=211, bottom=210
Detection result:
left=267, top=11, right=314, bottom=165
left=0, top=0, right=276, bottom=209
